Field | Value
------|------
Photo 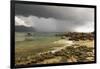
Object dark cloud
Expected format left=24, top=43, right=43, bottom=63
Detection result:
left=15, top=3, right=59, bottom=18
left=15, top=3, right=94, bottom=32
left=15, top=3, right=94, bottom=21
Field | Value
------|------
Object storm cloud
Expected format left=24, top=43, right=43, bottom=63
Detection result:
left=15, top=3, right=94, bottom=32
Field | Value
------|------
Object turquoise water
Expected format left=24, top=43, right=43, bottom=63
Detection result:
left=15, top=32, right=60, bottom=42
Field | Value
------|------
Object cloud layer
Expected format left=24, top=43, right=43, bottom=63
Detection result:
left=15, top=3, right=94, bottom=32
left=15, top=15, right=94, bottom=32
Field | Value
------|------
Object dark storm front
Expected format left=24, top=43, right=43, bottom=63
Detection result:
left=14, top=1, right=95, bottom=67
left=15, top=3, right=94, bottom=32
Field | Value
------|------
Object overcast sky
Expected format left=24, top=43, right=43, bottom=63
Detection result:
left=15, top=3, right=94, bottom=32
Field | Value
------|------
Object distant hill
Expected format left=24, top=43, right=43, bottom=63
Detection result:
left=15, top=26, right=35, bottom=32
